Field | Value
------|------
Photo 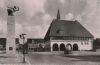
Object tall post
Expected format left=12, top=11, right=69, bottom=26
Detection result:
left=6, top=6, right=19, bottom=55
left=19, top=33, right=27, bottom=63
left=23, top=35, right=25, bottom=63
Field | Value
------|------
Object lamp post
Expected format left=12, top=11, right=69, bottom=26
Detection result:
left=19, top=33, right=27, bottom=63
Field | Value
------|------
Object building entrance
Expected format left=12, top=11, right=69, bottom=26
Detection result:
left=73, top=44, right=78, bottom=51
left=60, top=44, right=65, bottom=51
left=53, top=44, right=59, bottom=51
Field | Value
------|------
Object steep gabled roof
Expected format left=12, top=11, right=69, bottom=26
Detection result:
left=45, top=19, right=94, bottom=38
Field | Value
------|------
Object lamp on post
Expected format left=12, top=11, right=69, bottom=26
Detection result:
left=19, top=33, right=27, bottom=63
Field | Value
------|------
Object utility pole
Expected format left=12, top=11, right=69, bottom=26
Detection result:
left=19, top=33, right=27, bottom=63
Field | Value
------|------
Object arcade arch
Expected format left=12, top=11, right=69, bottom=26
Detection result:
left=60, top=43, right=65, bottom=51
left=73, top=44, right=79, bottom=51
left=53, top=43, right=59, bottom=51
left=66, top=44, right=72, bottom=50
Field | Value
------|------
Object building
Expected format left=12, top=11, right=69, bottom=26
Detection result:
left=44, top=9, right=94, bottom=52
left=27, top=38, right=44, bottom=52
left=93, top=38, right=100, bottom=49
left=0, top=38, right=19, bottom=50
left=0, top=38, right=6, bottom=50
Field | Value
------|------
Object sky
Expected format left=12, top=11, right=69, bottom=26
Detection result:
left=0, top=0, right=99, bottom=38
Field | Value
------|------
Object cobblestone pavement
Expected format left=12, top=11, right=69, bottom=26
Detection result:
left=1, top=51, right=100, bottom=65
left=25, top=51, right=100, bottom=65
left=0, top=53, right=28, bottom=64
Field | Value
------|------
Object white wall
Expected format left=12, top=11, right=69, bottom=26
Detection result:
left=50, top=39, right=93, bottom=51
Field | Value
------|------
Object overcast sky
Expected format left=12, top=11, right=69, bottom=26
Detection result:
left=0, top=0, right=99, bottom=38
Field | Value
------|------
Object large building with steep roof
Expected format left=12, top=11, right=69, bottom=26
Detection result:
left=44, top=9, right=94, bottom=52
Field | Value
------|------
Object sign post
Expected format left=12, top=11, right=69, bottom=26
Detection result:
left=19, top=33, right=27, bottom=63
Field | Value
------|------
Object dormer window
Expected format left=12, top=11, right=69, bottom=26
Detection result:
left=56, top=29, right=64, bottom=35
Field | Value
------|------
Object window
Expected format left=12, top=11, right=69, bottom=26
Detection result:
left=81, top=42, right=83, bottom=45
left=56, top=29, right=64, bottom=35
left=9, top=47, right=13, bottom=50
left=85, top=42, right=88, bottom=45
left=86, top=42, right=88, bottom=45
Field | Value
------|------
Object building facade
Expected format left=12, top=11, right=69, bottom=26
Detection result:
left=27, top=38, right=45, bottom=52
left=44, top=10, right=94, bottom=52
left=93, top=38, right=100, bottom=49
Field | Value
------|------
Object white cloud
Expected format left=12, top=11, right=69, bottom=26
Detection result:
left=65, top=13, right=74, bottom=20
left=42, top=13, right=53, bottom=25
left=23, top=0, right=46, bottom=19
left=42, top=14, right=51, bottom=21
left=6, top=0, right=47, bottom=38
left=0, top=0, right=99, bottom=38
left=24, top=25, right=43, bottom=38
left=0, top=20, right=7, bottom=37
left=0, top=0, right=6, bottom=8
left=0, top=21, right=3, bottom=31
left=15, top=23, right=23, bottom=37
left=75, top=15, right=82, bottom=22
left=78, top=0, right=99, bottom=38
left=59, top=0, right=65, bottom=4
left=22, top=13, right=52, bottom=38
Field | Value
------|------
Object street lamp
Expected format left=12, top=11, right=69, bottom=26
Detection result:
left=19, top=33, right=27, bottom=63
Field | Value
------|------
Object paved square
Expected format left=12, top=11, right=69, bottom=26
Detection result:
left=26, top=52, right=100, bottom=65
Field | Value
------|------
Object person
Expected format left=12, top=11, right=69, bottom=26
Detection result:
left=64, top=45, right=72, bottom=54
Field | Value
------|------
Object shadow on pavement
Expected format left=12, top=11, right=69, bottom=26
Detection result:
left=63, top=55, right=100, bottom=63
left=0, top=56, right=8, bottom=58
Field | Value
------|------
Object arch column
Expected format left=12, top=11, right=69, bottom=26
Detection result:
left=58, top=44, right=60, bottom=51
left=50, top=42, right=53, bottom=52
